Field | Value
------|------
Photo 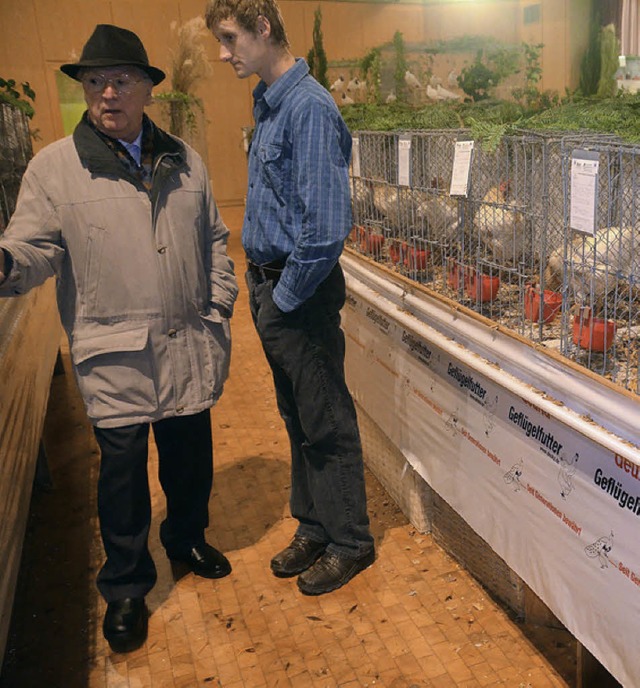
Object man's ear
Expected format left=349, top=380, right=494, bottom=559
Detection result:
left=256, top=15, right=271, bottom=39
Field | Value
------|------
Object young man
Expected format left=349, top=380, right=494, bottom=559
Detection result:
left=205, top=0, right=375, bottom=595
left=0, top=25, right=238, bottom=652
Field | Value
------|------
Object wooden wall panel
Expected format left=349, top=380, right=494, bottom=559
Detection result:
left=426, top=1, right=520, bottom=42
left=110, top=0, right=181, bottom=82
left=33, top=0, right=113, bottom=62
left=202, top=64, right=257, bottom=205
left=0, top=0, right=590, bottom=204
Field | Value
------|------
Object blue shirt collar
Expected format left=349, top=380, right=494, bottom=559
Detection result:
left=253, top=58, right=309, bottom=112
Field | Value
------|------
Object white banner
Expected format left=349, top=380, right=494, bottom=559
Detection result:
left=343, top=277, right=640, bottom=687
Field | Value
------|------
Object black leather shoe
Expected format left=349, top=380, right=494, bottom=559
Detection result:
left=297, top=548, right=375, bottom=595
left=103, top=597, right=148, bottom=653
left=168, top=543, right=232, bottom=579
left=270, top=535, right=327, bottom=578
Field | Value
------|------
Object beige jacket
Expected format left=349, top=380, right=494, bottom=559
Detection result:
left=0, top=116, right=238, bottom=427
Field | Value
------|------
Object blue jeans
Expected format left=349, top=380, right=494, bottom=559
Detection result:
left=247, top=262, right=373, bottom=558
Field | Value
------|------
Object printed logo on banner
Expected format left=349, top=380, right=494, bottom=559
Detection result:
left=401, top=329, right=433, bottom=366
left=365, top=306, right=392, bottom=335
left=585, top=532, right=614, bottom=569
left=503, top=459, right=524, bottom=491
left=446, top=363, right=488, bottom=404
left=345, top=293, right=358, bottom=310
left=559, top=452, right=580, bottom=500
left=508, top=405, right=564, bottom=461
left=593, top=466, right=640, bottom=517
left=445, top=407, right=461, bottom=436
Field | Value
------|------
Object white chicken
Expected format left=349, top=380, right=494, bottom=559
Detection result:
left=416, top=194, right=460, bottom=245
left=351, top=177, right=373, bottom=222
left=385, top=91, right=397, bottom=104
left=426, top=84, right=442, bottom=101
left=339, top=92, right=355, bottom=106
left=347, top=77, right=360, bottom=93
left=330, top=75, right=345, bottom=92
left=473, top=181, right=527, bottom=265
left=404, top=70, right=422, bottom=90
left=370, top=181, right=424, bottom=230
left=436, top=84, right=460, bottom=101
left=448, top=69, right=458, bottom=87
left=544, top=225, right=640, bottom=311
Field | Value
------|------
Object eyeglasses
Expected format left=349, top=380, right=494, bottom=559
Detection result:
left=81, top=72, right=146, bottom=95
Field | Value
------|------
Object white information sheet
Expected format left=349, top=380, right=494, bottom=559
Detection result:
left=449, top=140, right=474, bottom=196
left=570, top=150, right=599, bottom=235
left=398, top=135, right=412, bottom=187
left=351, top=135, right=361, bottom=178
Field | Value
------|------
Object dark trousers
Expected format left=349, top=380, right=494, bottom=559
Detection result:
left=93, top=410, right=213, bottom=602
left=247, top=262, right=373, bottom=558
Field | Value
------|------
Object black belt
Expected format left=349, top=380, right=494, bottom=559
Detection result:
left=247, top=258, right=286, bottom=283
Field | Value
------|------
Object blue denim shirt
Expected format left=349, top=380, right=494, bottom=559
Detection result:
left=243, top=59, right=352, bottom=312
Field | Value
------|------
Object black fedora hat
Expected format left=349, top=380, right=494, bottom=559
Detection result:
left=60, top=24, right=165, bottom=85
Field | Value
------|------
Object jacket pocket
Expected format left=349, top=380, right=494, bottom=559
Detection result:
left=198, top=311, right=231, bottom=395
left=82, top=225, right=106, bottom=312
left=71, top=322, right=158, bottom=422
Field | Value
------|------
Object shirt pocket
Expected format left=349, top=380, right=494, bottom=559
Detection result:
left=257, top=143, right=286, bottom=206
left=71, top=322, right=158, bottom=421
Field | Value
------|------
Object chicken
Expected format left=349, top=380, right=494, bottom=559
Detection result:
left=404, top=70, right=421, bottom=89
left=330, top=75, right=345, bottom=92
left=347, top=77, right=360, bottom=93
left=426, top=84, right=442, bottom=101
left=416, top=193, right=460, bottom=244
left=385, top=91, right=397, bottom=104
left=544, top=225, right=640, bottom=311
left=351, top=177, right=373, bottom=223
left=339, top=92, right=355, bottom=106
left=370, top=181, right=426, bottom=231
left=436, top=84, right=460, bottom=101
left=473, top=181, right=527, bottom=264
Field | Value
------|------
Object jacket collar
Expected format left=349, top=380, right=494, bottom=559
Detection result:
left=73, top=112, right=185, bottom=178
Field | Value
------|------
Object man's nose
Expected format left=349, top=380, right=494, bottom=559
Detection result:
left=102, top=83, right=119, bottom=97
left=219, top=45, right=232, bottom=62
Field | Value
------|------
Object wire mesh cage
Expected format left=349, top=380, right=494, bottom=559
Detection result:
left=555, top=138, right=640, bottom=393
left=348, top=128, right=639, bottom=395
left=0, top=103, right=33, bottom=235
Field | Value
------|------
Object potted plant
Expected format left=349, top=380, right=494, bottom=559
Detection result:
left=153, top=18, right=211, bottom=159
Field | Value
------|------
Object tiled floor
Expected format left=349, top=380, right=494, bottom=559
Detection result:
left=0, top=207, right=576, bottom=687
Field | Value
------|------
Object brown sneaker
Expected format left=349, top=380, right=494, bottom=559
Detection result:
left=270, top=535, right=327, bottom=578
left=297, top=548, right=375, bottom=595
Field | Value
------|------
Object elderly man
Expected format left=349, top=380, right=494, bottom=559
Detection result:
left=0, top=24, right=238, bottom=653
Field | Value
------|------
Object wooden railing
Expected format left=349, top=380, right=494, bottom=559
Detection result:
left=0, top=279, right=61, bottom=665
